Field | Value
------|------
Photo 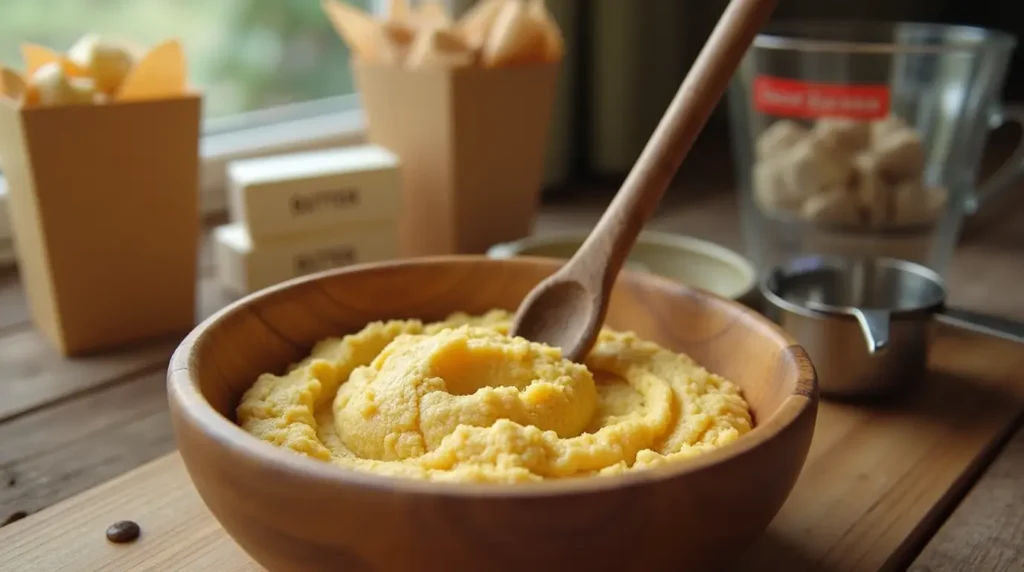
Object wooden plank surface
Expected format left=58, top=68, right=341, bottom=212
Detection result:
left=731, top=327, right=1024, bottom=572
left=0, top=370, right=174, bottom=519
left=0, top=330, right=177, bottom=423
left=0, top=193, right=1022, bottom=569
left=909, top=431, right=1024, bottom=572
left=0, top=269, right=234, bottom=520
left=1, top=324, right=1022, bottom=572
left=0, top=455, right=252, bottom=572
left=0, top=280, right=233, bottom=426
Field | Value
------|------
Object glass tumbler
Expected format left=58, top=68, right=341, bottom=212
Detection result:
left=728, top=22, right=1024, bottom=277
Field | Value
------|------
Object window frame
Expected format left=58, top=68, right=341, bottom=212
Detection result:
left=0, top=0, right=472, bottom=268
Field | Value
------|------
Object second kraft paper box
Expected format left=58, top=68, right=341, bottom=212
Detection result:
left=322, top=0, right=564, bottom=256
left=355, top=62, right=558, bottom=256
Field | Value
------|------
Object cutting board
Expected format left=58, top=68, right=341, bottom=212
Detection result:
left=2, top=323, right=1023, bottom=572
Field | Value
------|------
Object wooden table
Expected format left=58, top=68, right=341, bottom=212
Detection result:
left=1, top=190, right=1023, bottom=571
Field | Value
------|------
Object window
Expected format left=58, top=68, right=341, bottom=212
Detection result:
left=0, top=0, right=472, bottom=267
left=0, top=0, right=372, bottom=119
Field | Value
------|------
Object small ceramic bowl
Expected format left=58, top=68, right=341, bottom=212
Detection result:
left=488, top=230, right=758, bottom=304
left=168, top=256, right=816, bottom=572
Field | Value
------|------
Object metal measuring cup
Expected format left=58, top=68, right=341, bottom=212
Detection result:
left=759, top=256, right=1024, bottom=400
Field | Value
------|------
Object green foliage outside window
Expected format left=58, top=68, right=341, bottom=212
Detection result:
left=0, top=0, right=368, bottom=118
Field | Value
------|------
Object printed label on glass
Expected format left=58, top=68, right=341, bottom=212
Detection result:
left=753, top=76, right=890, bottom=120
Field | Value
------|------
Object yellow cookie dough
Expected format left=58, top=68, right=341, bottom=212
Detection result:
left=237, top=310, right=753, bottom=483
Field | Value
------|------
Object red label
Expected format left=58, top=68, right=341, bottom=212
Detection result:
left=753, top=76, right=890, bottom=120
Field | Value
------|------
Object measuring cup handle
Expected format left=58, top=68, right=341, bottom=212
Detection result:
left=964, top=104, right=1024, bottom=214
left=936, top=308, right=1024, bottom=345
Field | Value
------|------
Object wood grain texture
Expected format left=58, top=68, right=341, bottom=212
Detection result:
left=0, top=455, right=256, bottom=572
left=0, top=192, right=1021, bottom=571
left=0, top=370, right=174, bottom=521
left=910, top=424, right=1024, bottom=572
left=2, top=324, right=1020, bottom=572
left=0, top=273, right=234, bottom=424
left=511, top=0, right=777, bottom=361
left=168, top=256, right=816, bottom=572
left=0, top=270, right=235, bottom=523
left=0, top=328, right=176, bottom=423
left=728, top=325, right=1024, bottom=572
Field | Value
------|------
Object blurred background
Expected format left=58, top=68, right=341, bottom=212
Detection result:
left=0, top=0, right=368, bottom=119
left=1, top=0, right=1021, bottom=189
left=562, top=0, right=1024, bottom=184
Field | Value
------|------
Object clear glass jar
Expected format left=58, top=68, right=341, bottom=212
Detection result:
left=727, top=21, right=1024, bottom=277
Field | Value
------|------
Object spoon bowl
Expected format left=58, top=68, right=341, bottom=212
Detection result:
left=511, top=276, right=600, bottom=359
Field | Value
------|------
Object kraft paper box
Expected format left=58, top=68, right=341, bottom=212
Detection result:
left=320, top=0, right=565, bottom=256
left=0, top=96, right=201, bottom=355
left=226, top=144, right=402, bottom=244
left=213, top=221, right=399, bottom=295
left=356, top=62, right=558, bottom=256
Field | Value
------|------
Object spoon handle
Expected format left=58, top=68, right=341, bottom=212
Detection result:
left=575, top=0, right=777, bottom=289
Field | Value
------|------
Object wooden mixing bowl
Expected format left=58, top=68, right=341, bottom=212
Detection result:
left=168, top=256, right=817, bottom=572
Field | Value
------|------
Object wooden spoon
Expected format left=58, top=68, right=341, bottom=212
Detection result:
left=510, top=0, right=778, bottom=362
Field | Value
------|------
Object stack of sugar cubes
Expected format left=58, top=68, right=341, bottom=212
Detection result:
left=753, top=116, right=948, bottom=231
left=214, top=145, right=402, bottom=295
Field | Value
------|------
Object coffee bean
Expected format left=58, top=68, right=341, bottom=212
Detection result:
left=2, top=511, right=27, bottom=526
left=105, top=520, right=141, bottom=544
